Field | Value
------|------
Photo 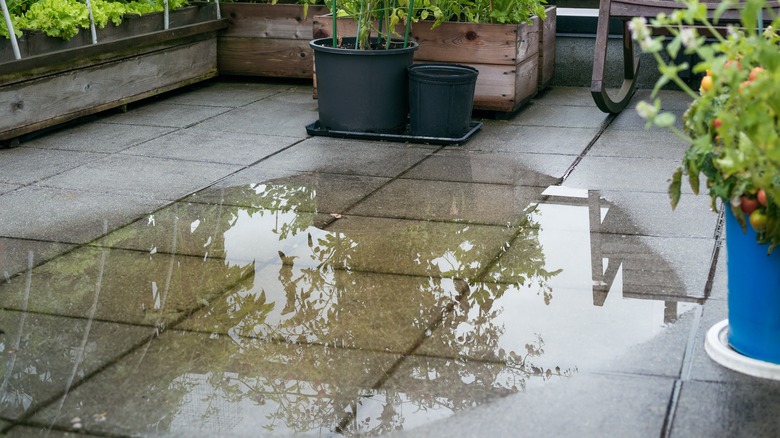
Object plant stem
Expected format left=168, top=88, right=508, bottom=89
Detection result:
left=331, top=0, right=337, bottom=47
left=404, top=0, right=414, bottom=47
left=652, top=51, right=700, bottom=100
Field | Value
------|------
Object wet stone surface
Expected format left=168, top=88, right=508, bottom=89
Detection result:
left=1, top=176, right=711, bottom=435
left=0, top=82, right=735, bottom=437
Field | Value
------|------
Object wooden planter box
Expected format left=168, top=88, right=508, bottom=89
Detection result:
left=0, top=4, right=226, bottom=142
left=539, top=6, right=556, bottom=91
left=218, top=3, right=329, bottom=78
left=312, top=8, right=556, bottom=113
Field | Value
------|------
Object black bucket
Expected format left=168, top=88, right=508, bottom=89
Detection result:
left=408, top=64, right=479, bottom=138
left=311, top=37, right=418, bottom=134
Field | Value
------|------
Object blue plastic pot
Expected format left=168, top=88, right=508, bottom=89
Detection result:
left=726, top=209, right=780, bottom=364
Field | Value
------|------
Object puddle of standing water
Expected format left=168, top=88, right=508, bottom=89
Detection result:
left=0, top=180, right=699, bottom=436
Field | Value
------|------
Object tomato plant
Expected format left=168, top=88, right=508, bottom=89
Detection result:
left=632, top=0, right=780, bottom=252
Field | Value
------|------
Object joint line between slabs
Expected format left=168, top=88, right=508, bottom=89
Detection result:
left=560, top=113, right=617, bottom=183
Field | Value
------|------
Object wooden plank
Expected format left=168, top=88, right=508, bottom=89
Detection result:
left=218, top=37, right=315, bottom=77
left=7, top=5, right=219, bottom=60
left=221, top=4, right=328, bottom=39
left=312, top=16, right=540, bottom=65
left=538, top=6, right=556, bottom=90
left=0, top=20, right=226, bottom=85
left=0, top=39, right=218, bottom=140
left=217, top=4, right=327, bottom=78
left=513, top=54, right=539, bottom=109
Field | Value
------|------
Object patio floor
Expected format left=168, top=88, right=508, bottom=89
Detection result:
left=1, top=79, right=779, bottom=437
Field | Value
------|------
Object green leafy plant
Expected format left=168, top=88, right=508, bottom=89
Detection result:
left=632, top=0, right=780, bottom=251
left=329, top=0, right=440, bottom=49
left=432, top=0, right=546, bottom=25
left=1, top=0, right=191, bottom=40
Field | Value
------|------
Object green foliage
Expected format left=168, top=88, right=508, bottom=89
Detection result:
left=331, top=0, right=434, bottom=49
left=433, top=0, right=546, bottom=25
left=632, top=0, right=780, bottom=250
left=328, top=0, right=546, bottom=50
left=1, top=0, right=191, bottom=40
left=16, top=0, right=90, bottom=39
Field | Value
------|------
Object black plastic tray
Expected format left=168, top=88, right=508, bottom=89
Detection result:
left=305, top=120, right=482, bottom=145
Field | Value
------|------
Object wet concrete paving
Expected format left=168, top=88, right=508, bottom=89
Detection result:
left=1, top=81, right=780, bottom=437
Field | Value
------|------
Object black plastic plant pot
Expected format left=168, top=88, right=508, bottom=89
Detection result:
left=408, top=64, right=479, bottom=138
left=310, top=37, right=418, bottom=134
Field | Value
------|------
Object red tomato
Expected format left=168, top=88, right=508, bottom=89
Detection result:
left=740, top=195, right=759, bottom=214
left=749, top=66, right=765, bottom=81
left=757, top=189, right=767, bottom=207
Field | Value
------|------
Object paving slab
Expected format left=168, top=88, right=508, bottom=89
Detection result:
left=562, top=155, right=692, bottom=194
left=102, top=200, right=332, bottom=261
left=193, top=88, right=319, bottom=138
left=415, top=270, right=699, bottom=376
left=120, top=126, right=299, bottom=165
left=177, top=268, right=460, bottom=354
left=0, top=310, right=153, bottom=420
left=0, top=183, right=18, bottom=195
left=401, top=149, right=571, bottom=187
left=598, top=190, right=719, bottom=238
left=2, top=426, right=101, bottom=437
left=323, top=215, right=517, bottom=279
left=707, top=243, right=728, bottom=302
left=160, top=80, right=285, bottom=107
left=0, top=148, right=105, bottom=185
left=530, top=86, right=597, bottom=107
left=349, top=355, right=526, bottom=434
left=588, top=128, right=690, bottom=159
left=671, top=379, right=780, bottom=438
left=506, top=190, right=713, bottom=283
left=509, top=102, right=611, bottom=129
left=393, top=373, right=674, bottom=438
left=100, top=102, right=231, bottom=128
left=596, top=304, right=699, bottom=377
left=38, top=155, right=242, bottom=200
left=0, top=245, right=253, bottom=327
left=0, top=238, right=74, bottom=281
left=30, top=330, right=400, bottom=437
left=187, top=171, right=392, bottom=214
left=632, top=89, right=695, bottom=111
left=487, top=219, right=714, bottom=298
left=254, top=137, right=435, bottom=177
left=349, top=178, right=545, bottom=225
left=464, top=122, right=599, bottom=155
left=609, top=105, right=686, bottom=131
left=0, top=186, right=163, bottom=244
left=687, top=298, right=759, bottom=384
left=20, top=121, right=173, bottom=153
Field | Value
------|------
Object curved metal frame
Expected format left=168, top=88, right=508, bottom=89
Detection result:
left=591, top=0, right=640, bottom=114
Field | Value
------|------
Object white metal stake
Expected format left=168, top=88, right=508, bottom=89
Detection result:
left=85, top=0, right=98, bottom=44
left=215, top=0, right=221, bottom=19
left=164, top=0, right=169, bottom=30
left=0, top=0, right=21, bottom=59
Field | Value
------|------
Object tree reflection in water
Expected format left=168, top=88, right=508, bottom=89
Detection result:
left=0, top=179, right=568, bottom=436
left=175, top=180, right=568, bottom=435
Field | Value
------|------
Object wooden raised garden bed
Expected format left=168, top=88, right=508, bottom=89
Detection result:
left=312, top=8, right=556, bottom=113
left=217, top=3, right=329, bottom=78
left=0, top=4, right=226, bottom=142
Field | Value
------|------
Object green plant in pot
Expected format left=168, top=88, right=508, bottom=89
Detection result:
left=631, top=0, right=780, bottom=370
left=431, top=0, right=546, bottom=25
left=309, top=0, right=425, bottom=133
